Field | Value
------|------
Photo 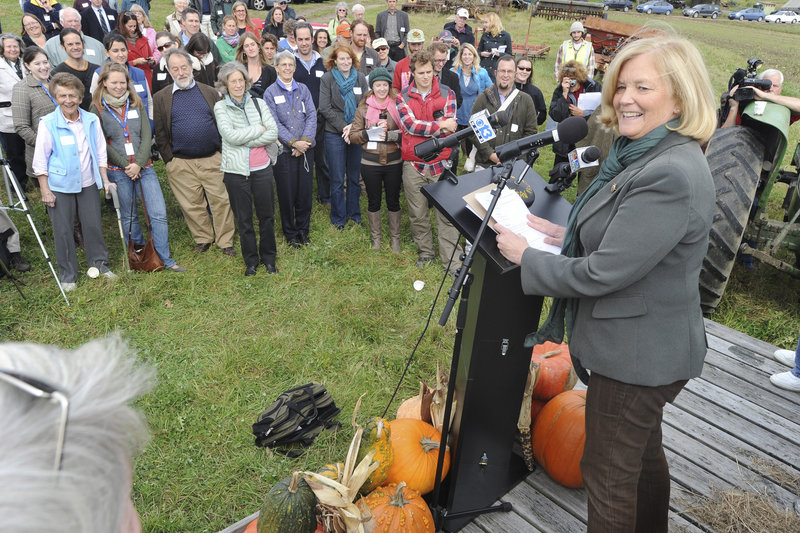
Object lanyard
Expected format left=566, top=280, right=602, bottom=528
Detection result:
left=38, top=81, right=56, bottom=106
left=102, top=98, right=130, bottom=140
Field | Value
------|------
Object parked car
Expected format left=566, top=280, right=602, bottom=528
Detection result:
left=765, top=9, right=800, bottom=22
left=682, top=3, right=721, bottom=17
left=728, top=7, right=766, bottom=20
left=604, top=0, right=634, bottom=11
left=637, top=0, right=674, bottom=14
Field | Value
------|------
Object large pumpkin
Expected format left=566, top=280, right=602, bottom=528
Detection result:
left=385, top=419, right=449, bottom=495
left=531, top=389, right=586, bottom=488
left=364, top=482, right=435, bottom=533
left=356, top=417, right=394, bottom=494
left=257, top=472, right=318, bottom=533
left=531, top=342, right=578, bottom=400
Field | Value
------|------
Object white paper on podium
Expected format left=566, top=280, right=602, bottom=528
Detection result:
left=471, top=187, right=562, bottom=255
left=577, top=92, right=601, bottom=114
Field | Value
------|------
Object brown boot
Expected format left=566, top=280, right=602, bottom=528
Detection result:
left=388, top=210, right=402, bottom=253
left=367, top=211, right=382, bottom=250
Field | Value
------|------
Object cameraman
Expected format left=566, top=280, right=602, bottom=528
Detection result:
left=721, top=69, right=800, bottom=128
left=549, top=60, right=601, bottom=167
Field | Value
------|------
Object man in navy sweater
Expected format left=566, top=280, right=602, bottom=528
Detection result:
left=292, top=22, right=330, bottom=206
left=153, top=48, right=235, bottom=255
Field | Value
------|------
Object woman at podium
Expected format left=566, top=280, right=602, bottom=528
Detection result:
left=495, top=36, right=716, bottom=532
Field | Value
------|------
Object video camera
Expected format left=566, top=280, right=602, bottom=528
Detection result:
left=729, top=58, right=772, bottom=102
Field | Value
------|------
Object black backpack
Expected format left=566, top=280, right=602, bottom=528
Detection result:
left=252, top=383, right=341, bottom=457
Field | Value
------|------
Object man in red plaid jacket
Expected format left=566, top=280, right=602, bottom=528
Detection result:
left=397, top=49, right=463, bottom=275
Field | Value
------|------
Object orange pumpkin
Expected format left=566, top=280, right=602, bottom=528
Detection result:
left=531, top=389, right=586, bottom=488
left=364, top=482, right=435, bottom=533
left=531, top=342, right=578, bottom=400
left=243, top=518, right=258, bottom=533
left=529, top=398, right=547, bottom=427
left=385, top=419, right=449, bottom=495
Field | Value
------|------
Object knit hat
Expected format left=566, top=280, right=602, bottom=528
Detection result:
left=368, top=67, right=392, bottom=88
left=337, top=20, right=351, bottom=38
left=570, top=21, right=585, bottom=34
left=407, top=28, right=425, bottom=43
left=372, top=37, right=389, bottom=50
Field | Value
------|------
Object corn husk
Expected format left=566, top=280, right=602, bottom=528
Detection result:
left=517, top=359, right=538, bottom=471
left=429, top=364, right=457, bottom=434
left=302, top=394, right=379, bottom=533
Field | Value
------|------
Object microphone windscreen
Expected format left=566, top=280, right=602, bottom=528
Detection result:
left=557, top=116, right=589, bottom=145
left=491, top=108, right=511, bottom=127
left=582, top=145, right=602, bottom=163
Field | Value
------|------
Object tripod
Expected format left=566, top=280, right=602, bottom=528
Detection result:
left=1, top=145, right=70, bottom=305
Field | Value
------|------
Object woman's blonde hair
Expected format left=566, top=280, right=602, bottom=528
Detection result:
left=128, top=4, right=152, bottom=29
left=597, top=36, right=716, bottom=143
left=91, top=62, right=144, bottom=110
left=452, top=43, right=480, bottom=74
left=483, top=12, right=503, bottom=36
left=232, top=0, right=255, bottom=28
left=235, top=32, right=268, bottom=65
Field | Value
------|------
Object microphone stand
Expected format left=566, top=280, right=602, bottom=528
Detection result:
left=429, top=156, right=519, bottom=530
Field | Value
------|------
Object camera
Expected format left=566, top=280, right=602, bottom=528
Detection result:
left=569, top=79, right=577, bottom=88
left=729, top=58, right=772, bottom=101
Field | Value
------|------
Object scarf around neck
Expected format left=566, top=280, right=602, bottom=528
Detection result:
left=103, top=90, right=130, bottom=110
left=525, top=119, right=680, bottom=381
left=221, top=31, right=239, bottom=48
left=365, top=94, right=401, bottom=130
left=332, top=67, right=358, bottom=123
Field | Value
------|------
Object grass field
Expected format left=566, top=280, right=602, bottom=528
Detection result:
left=2, top=1, right=800, bottom=530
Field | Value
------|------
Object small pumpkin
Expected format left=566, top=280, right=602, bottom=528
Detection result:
left=529, top=398, right=547, bottom=427
left=243, top=518, right=258, bottom=533
left=316, top=462, right=345, bottom=483
left=364, top=482, right=435, bottom=533
left=356, top=417, right=394, bottom=494
left=257, top=472, right=318, bottom=533
left=531, top=342, right=578, bottom=400
left=531, top=389, right=586, bottom=488
left=385, top=419, right=449, bottom=495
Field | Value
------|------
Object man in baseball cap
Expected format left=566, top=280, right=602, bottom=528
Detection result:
left=443, top=7, right=474, bottom=49
left=392, top=28, right=425, bottom=91
left=554, top=20, right=595, bottom=80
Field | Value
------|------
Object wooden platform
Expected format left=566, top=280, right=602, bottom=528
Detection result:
left=461, top=319, right=800, bottom=533
left=219, top=320, right=800, bottom=533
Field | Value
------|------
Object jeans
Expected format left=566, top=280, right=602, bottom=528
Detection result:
left=108, top=168, right=176, bottom=268
left=274, top=149, right=314, bottom=241
left=581, top=374, right=687, bottom=533
left=223, top=168, right=277, bottom=267
left=325, top=132, right=362, bottom=226
left=791, top=335, right=800, bottom=378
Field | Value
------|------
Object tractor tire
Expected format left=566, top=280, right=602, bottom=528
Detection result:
left=700, top=126, right=764, bottom=314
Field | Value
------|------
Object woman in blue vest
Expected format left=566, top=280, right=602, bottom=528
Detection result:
left=90, top=33, right=152, bottom=128
left=91, top=63, right=185, bottom=273
left=32, top=72, right=117, bottom=292
left=451, top=43, right=491, bottom=158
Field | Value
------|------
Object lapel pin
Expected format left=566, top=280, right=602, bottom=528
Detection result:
left=611, top=184, right=617, bottom=192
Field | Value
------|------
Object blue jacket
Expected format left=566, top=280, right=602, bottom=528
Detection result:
left=453, top=65, right=492, bottom=125
left=41, top=108, right=103, bottom=194
left=264, top=80, right=317, bottom=151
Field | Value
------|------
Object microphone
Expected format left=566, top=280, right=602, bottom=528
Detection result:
left=414, top=108, right=511, bottom=162
left=495, top=116, right=589, bottom=163
left=567, top=145, right=601, bottom=173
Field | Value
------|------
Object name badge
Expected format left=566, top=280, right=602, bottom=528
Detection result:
left=273, top=94, right=286, bottom=104
left=217, top=9, right=223, bottom=14
left=510, top=123, right=519, bottom=133
left=366, top=58, right=373, bottom=65
left=400, top=26, right=405, bottom=32
left=353, top=87, right=362, bottom=95
left=315, top=70, right=323, bottom=78
left=366, top=141, right=378, bottom=150
left=61, top=135, right=75, bottom=145
left=124, top=142, right=135, bottom=156
left=81, top=2, right=88, bottom=6
left=85, top=49, right=96, bottom=56
left=134, top=84, right=144, bottom=93
left=128, top=109, right=139, bottom=119
left=157, top=73, right=167, bottom=80
left=44, top=14, right=50, bottom=21
left=108, top=15, right=115, bottom=20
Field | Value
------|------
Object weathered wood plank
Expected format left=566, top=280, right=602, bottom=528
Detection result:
left=703, top=319, right=787, bottom=356
left=702, top=347, right=800, bottom=407
left=499, top=479, right=587, bottom=532
left=705, top=332, right=794, bottom=377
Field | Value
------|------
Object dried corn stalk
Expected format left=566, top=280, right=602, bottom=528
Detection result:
left=517, top=358, right=539, bottom=471
left=429, top=364, right=457, bottom=434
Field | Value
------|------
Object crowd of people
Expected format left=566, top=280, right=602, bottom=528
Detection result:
left=2, top=0, right=562, bottom=285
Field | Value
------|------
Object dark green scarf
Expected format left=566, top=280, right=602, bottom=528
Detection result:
left=524, top=119, right=679, bottom=381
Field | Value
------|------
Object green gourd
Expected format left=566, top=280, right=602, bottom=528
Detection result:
left=257, top=472, right=317, bottom=533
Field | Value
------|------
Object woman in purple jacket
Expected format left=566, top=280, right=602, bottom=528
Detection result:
left=264, top=50, right=316, bottom=248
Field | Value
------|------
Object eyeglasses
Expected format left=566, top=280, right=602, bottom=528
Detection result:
left=157, top=42, right=173, bottom=51
left=376, top=47, right=388, bottom=52
left=0, top=370, right=70, bottom=472
left=517, top=66, right=531, bottom=71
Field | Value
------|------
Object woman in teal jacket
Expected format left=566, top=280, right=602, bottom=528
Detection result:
left=452, top=43, right=492, bottom=155
left=214, top=61, right=280, bottom=276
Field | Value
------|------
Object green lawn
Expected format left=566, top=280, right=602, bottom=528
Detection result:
left=2, top=2, right=799, bottom=530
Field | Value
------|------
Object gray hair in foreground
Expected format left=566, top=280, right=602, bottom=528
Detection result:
left=760, top=68, right=784, bottom=84
left=163, top=46, right=194, bottom=70
left=0, top=336, right=154, bottom=532
left=216, top=61, right=252, bottom=94
left=274, top=49, right=296, bottom=66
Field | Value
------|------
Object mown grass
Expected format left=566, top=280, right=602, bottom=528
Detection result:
left=2, top=1, right=799, bottom=530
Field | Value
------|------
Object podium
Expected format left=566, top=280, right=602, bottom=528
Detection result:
left=421, top=162, right=572, bottom=532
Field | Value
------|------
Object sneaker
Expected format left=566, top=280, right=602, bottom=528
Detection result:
left=167, top=264, right=186, bottom=272
left=61, top=282, right=76, bottom=292
left=774, top=349, right=797, bottom=367
left=102, top=270, right=118, bottom=279
left=770, top=371, right=800, bottom=392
